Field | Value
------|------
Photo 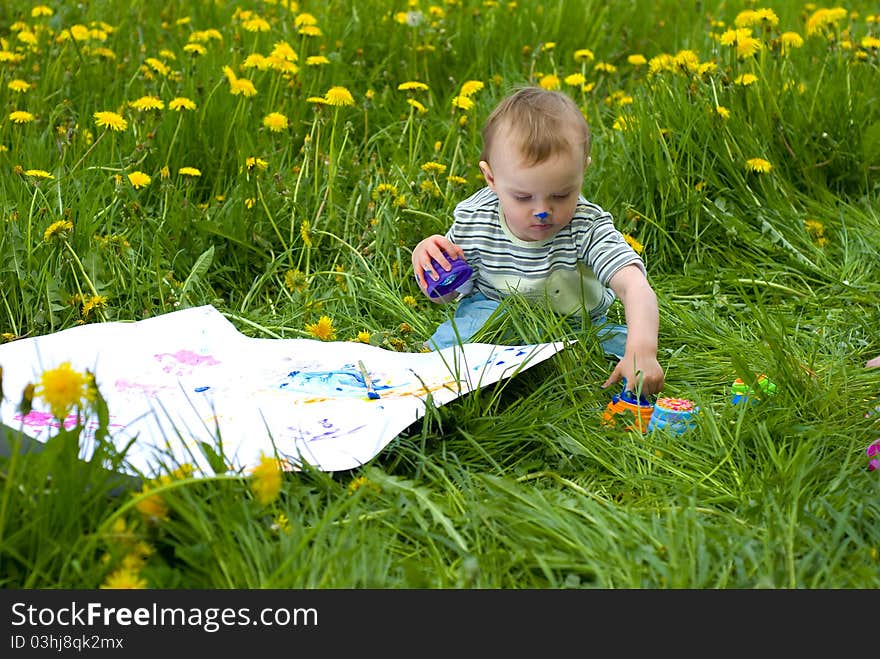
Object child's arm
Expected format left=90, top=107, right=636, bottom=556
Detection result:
left=867, top=355, right=880, bottom=368
left=412, top=234, right=466, bottom=304
left=603, top=264, right=665, bottom=395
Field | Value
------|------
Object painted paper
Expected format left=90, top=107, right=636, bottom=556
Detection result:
left=0, top=306, right=568, bottom=477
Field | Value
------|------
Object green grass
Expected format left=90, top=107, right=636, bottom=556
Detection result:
left=1, top=0, right=879, bottom=588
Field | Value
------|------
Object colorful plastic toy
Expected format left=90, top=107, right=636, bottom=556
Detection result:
left=424, top=256, right=473, bottom=299
left=602, top=380, right=654, bottom=433
left=731, top=374, right=777, bottom=404
left=867, top=439, right=880, bottom=472
left=648, top=397, right=699, bottom=434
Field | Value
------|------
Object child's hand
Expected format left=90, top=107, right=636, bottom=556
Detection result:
left=603, top=354, right=665, bottom=397
left=867, top=355, right=880, bottom=369
left=412, top=235, right=466, bottom=297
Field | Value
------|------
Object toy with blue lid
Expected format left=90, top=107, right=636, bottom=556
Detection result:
left=424, top=256, right=473, bottom=299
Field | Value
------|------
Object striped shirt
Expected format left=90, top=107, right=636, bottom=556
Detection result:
left=446, top=186, right=645, bottom=321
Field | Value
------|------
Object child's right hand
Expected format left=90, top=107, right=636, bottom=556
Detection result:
left=412, top=235, right=466, bottom=296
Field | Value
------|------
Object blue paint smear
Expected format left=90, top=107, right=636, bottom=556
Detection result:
left=194, top=386, right=210, bottom=392
left=281, top=368, right=392, bottom=397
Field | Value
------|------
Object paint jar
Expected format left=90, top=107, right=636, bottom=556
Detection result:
left=602, top=382, right=654, bottom=433
left=648, top=397, right=699, bottom=434
left=425, top=256, right=473, bottom=299
left=731, top=374, right=777, bottom=405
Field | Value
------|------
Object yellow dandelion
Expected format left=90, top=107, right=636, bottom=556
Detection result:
left=246, top=156, right=268, bottom=171
left=715, top=106, right=730, bottom=120
left=298, top=25, right=322, bottom=37
left=81, top=295, right=108, bottom=319
left=294, top=12, right=318, bottom=27
left=43, top=219, right=73, bottom=242
left=745, top=158, right=772, bottom=173
left=250, top=453, right=283, bottom=506
left=451, top=95, right=474, bottom=110
left=780, top=32, right=804, bottom=53
left=623, top=233, right=644, bottom=254
left=307, top=96, right=328, bottom=105
left=564, top=73, right=586, bottom=87
left=32, top=5, right=53, bottom=17
left=734, top=73, right=759, bottom=86
left=9, top=110, right=35, bottom=124
left=100, top=568, right=147, bottom=590
left=305, top=316, right=336, bottom=341
left=447, top=174, right=468, bottom=185
left=325, top=86, right=354, bottom=106
left=574, top=48, right=595, bottom=62
left=229, top=77, right=258, bottom=97
left=262, top=112, right=289, bottom=132
left=407, top=99, right=428, bottom=114
left=242, top=16, right=271, bottom=32
left=306, top=55, right=330, bottom=66
left=25, top=169, right=54, bottom=180
left=128, top=95, right=164, bottom=111
left=628, top=54, right=647, bottom=66
left=8, top=79, right=32, bottom=93
left=127, top=171, right=151, bottom=189
left=37, top=361, right=93, bottom=419
left=397, top=80, right=428, bottom=92
left=538, top=74, right=560, bottom=90
left=178, top=167, right=201, bottom=177
left=300, top=220, right=312, bottom=247
left=594, top=62, right=617, bottom=74
left=356, top=330, right=371, bottom=344
left=167, top=97, right=196, bottom=113
left=93, top=111, right=127, bottom=131
left=403, top=295, right=417, bottom=307
left=420, top=161, right=447, bottom=175
left=183, top=43, right=207, bottom=56
left=459, top=80, right=484, bottom=97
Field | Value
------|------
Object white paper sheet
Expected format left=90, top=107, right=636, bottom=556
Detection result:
left=0, top=306, right=567, bottom=477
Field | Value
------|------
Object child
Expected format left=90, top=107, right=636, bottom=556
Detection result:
left=867, top=356, right=880, bottom=368
left=411, top=86, right=665, bottom=396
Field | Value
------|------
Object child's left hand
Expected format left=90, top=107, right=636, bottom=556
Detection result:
left=867, top=355, right=880, bottom=369
left=604, top=353, right=665, bottom=397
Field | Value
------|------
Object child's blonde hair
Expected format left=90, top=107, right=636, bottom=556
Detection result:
left=480, top=87, right=592, bottom=167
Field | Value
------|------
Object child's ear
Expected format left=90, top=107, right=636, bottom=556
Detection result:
left=479, top=160, right=496, bottom=189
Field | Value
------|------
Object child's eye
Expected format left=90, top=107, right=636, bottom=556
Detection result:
left=514, top=195, right=531, bottom=202
left=552, top=193, right=571, bottom=199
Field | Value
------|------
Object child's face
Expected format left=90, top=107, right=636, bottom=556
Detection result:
left=480, top=129, right=588, bottom=242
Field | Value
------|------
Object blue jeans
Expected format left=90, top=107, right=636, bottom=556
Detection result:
left=427, top=292, right=627, bottom=358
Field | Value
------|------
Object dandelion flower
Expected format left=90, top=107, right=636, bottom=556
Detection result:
left=407, top=99, right=427, bottom=114
left=356, top=330, right=371, bottom=344
left=25, top=169, right=53, bottom=179
left=262, top=112, right=289, bottom=132
left=459, top=80, right=484, bottom=96
left=183, top=43, right=207, bottom=56
left=250, top=453, right=283, bottom=506
left=398, top=81, right=429, bottom=92
left=305, top=316, right=336, bottom=341
left=246, top=156, right=268, bottom=170
left=628, top=54, right=647, bottom=66
left=623, top=233, right=644, bottom=254
left=325, top=86, right=354, bottom=106
left=43, top=219, right=73, bottom=241
left=403, top=295, right=417, bottom=307
left=306, top=55, right=330, bottom=66
left=37, top=361, right=93, bottom=419
left=298, top=25, right=322, bottom=37
left=734, top=73, right=759, bottom=86
left=81, top=294, right=108, bottom=319
left=780, top=32, right=804, bottom=53
left=420, top=161, right=447, bottom=175
left=8, top=79, right=32, bottom=92
left=178, top=167, right=201, bottom=177
left=229, top=77, right=257, bottom=97
left=564, top=73, right=586, bottom=87
left=714, top=106, right=730, bottom=120
left=745, top=158, right=772, bottom=173
left=294, top=13, right=318, bottom=27
left=9, top=110, right=35, bottom=124
left=127, top=171, right=151, bottom=189
left=451, top=95, right=474, bottom=110
left=93, top=111, right=127, bottom=131
left=538, top=74, right=560, bottom=90
left=169, top=97, right=196, bottom=111
left=574, top=48, right=595, bottom=62
left=128, top=95, right=164, bottom=111
left=101, top=568, right=147, bottom=590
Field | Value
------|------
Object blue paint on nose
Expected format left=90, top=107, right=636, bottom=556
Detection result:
left=534, top=211, right=549, bottom=219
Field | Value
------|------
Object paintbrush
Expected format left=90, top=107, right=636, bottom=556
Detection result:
left=357, top=360, right=380, bottom=400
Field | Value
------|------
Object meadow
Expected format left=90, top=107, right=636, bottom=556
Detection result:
left=1, top=0, right=879, bottom=588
